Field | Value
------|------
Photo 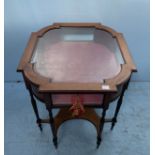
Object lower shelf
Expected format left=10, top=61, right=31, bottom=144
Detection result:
left=39, top=107, right=113, bottom=134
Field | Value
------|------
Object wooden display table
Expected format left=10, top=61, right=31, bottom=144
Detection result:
left=17, top=23, right=137, bottom=148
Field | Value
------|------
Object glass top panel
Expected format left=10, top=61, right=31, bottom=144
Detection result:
left=31, top=27, right=124, bottom=82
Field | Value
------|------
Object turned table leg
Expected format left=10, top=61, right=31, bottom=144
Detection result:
left=96, top=94, right=109, bottom=148
left=28, top=87, right=42, bottom=131
left=97, top=107, right=108, bottom=148
left=45, top=94, right=58, bottom=148
left=47, top=107, right=58, bottom=148
left=111, top=83, right=127, bottom=130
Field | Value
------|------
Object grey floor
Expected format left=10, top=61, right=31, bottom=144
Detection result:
left=5, top=82, right=149, bottom=155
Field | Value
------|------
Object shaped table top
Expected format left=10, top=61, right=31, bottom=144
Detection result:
left=31, top=27, right=124, bottom=83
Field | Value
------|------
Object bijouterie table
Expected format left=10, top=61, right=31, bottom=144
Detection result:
left=17, top=23, right=137, bottom=148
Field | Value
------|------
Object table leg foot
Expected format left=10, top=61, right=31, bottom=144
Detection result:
left=47, top=108, right=58, bottom=148
left=37, top=119, right=43, bottom=131
left=96, top=136, right=102, bottom=148
left=53, top=137, right=58, bottom=148
left=110, top=118, right=117, bottom=130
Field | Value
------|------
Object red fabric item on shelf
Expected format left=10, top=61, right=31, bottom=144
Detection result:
left=69, top=95, right=85, bottom=117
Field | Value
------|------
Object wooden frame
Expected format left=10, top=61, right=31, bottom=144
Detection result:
left=17, top=23, right=137, bottom=93
left=17, top=23, right=137, bottom=149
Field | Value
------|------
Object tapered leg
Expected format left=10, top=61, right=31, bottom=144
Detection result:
left=111, top=84, right=126, bottom=130
left=125, top=76, right=131, bottom=90
left=28, top=88, right=42, bottom=131
left=97, top=108, right=108, bottom=148
left=47, top=107, right=58, bottom=148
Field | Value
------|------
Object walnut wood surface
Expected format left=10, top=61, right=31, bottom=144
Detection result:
left=54, top=108, right=100, bottom=134
left=17, top=23, right=137, bottom=93
left=39, top=108, right=113, bottom=135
